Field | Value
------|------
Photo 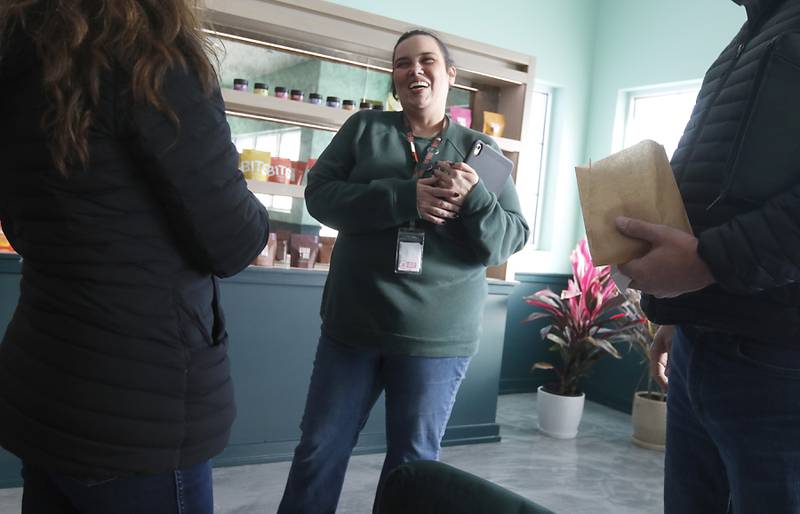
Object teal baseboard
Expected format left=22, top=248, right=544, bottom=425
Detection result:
left=585, top=390, right=635, bottom=415
left=213, top=422, right=501, bottom=469
left=0, top=422, right=501, bottom=488
left=0, top=454, right=20, bottom=488
left=0, top=260, right=509, bottom=490
left=498, top=379, right=637, bottom=415
left=441, top=423, right=501, bottom=446
left=499, top=377, right=545, bottom=395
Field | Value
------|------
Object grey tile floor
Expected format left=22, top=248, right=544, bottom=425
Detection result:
left=0, top=393, right=664, bottom=513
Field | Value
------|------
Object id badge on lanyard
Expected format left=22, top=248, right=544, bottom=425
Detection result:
left=395, top=227, right=424, bottom=274
left=394, top=116, right=446, bottom=275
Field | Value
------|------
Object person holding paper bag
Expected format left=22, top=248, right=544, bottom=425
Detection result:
left=614, top=1, right=800, bottom=512
left=278, top=30, right=528, bottom=513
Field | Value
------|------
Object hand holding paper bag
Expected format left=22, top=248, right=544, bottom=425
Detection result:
left=615, top=216, right=714, bottom=298
left=576, top=140, right=714, bottom=297
left=575, top=140, right=692, bottom=265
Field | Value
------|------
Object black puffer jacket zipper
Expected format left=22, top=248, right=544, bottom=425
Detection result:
left=679, top=36, right=749, bottom=212
left=707, top=38, right=778, bottom=210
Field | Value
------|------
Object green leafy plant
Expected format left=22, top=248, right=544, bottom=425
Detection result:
left=523, top=239, right=643, bottom=396
left=619, top=289, right=665, bottom=402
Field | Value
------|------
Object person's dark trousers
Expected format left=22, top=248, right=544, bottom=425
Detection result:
left=21, top=460, right=213, bottom=514
left=278, top=334, right=470, bottom=514
left=665, top=326, right=800, bottom=513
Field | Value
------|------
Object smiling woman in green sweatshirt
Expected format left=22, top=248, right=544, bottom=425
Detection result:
left=279, top=30, right=529, bottom=514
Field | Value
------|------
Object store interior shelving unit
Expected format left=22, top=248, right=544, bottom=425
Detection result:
left=204, top=0, right=537, bottom=279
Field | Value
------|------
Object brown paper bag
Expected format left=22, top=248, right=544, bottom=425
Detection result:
left=575, top=140, right=692, bottom=265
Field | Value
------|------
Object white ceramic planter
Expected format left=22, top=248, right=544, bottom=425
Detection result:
left=631, top=391, right=666, bottom=451
left=536, top=385, right=585, bottom=439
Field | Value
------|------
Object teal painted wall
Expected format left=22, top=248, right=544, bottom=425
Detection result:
left=500, top=273, right=570, bottom=395
left=584, top=0, right=746, bottom=162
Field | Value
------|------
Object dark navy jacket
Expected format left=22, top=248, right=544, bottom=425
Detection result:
left=644, top=0, right=800, bottom=346
left=0, top=30, right=269, bottom=476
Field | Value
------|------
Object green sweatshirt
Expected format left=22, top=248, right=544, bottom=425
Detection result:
left=305, top=110, right=529, bottom=357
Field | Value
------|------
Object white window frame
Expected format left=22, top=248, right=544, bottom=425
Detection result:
left=613, top=80, right=702, bottom=158
left=233, top=127, right=302, bottom=160
left=505, top=83, right=554, bottom=278
left=529, top=85, right=553, bottom=249
left=235, top=127, right=301, bottom=213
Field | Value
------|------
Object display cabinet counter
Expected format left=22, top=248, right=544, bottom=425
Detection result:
left=0, top=254, right=513, bottom=487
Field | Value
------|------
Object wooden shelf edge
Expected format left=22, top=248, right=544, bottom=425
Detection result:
left=492, top=136, right=522, bottom=153
left=205, top=0, right=532, bottom=84
left=246, top=180, right=305, bottom=198
left=223, top=89, right=355, bottom=130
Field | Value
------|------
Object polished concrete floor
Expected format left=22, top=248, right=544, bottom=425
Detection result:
left=0, top=393, right=664, bottom=513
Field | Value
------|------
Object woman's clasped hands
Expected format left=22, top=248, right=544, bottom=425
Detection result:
left=416, top=161, right=479, bottom=224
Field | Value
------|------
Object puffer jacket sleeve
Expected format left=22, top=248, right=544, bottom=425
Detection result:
left=128, top=66, right=269, bottom=277
left=698, top=181, right=800, bottom=294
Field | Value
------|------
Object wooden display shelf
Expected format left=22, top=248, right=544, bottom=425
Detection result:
left=246, top=180, right=305, bottom=198
left=208, top=0, right=536, bottom=281
left=492, top=136, right=522, bottom=153
left=224, top=88, right=524, bottom=154
left=205, top=0, right=531, bottom=86
left=222, top=89, right=355, bottom=131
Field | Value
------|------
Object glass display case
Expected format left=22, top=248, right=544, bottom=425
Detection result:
left=204, top=0, right=536, bottom=277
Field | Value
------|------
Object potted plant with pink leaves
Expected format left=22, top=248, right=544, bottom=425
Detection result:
left=523, top=238, right=642, bottom=439
left=620, top=289, right=667, bottom=451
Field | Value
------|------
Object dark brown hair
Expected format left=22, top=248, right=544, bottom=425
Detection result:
left=0, top=0, right=218, bottom=175
left=391, top=29, right=455, bottom=99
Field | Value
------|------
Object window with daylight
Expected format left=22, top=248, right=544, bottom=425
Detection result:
left=254, top=192, right=295, bottom=214
left=622, top=84, right=700, bottom=159
left=233, top=127, right=302, bottom=161
left=518, top=85, right=552, bottom=246
left=234, top=128, right=301, bottom=212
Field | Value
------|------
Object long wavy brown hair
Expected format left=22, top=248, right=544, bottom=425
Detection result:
left=0, top=0, right=218, bottom=175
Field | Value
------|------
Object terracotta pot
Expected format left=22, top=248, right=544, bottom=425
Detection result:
left=536, top=385, right=585, bottom=439
left=631, top=391, right=666, bottom=451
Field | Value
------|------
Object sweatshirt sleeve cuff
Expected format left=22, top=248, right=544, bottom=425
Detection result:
left=460, top=180, right=494, bottom=217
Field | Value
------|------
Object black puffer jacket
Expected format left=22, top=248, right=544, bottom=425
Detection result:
left=643, top=0, right=800, bottom=346
left=0, top=33, right=269, bottom=476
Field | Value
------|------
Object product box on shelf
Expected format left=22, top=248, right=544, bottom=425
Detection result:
left=266, top=158, right=315, bottom=185
left=239, top=149, right=272, bottom=181
left=290, top=234, right=320, bottom=269
left=482, top=111, right=506, bottom=137
left=268, top=158, right=293, bottom=184
left=272, top=229, right=292, bottom=268
left=448, top=106, right=472, bottom=128
left=318, top=236, right=336, bottom=265
left=252, top=232, right=278, bottom=267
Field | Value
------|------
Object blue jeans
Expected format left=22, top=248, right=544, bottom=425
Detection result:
left=20, top=460, right=213, bottom=514
left=278, top=334, right=471, bottom=514
left=665, top=327, right=800, bottom=513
